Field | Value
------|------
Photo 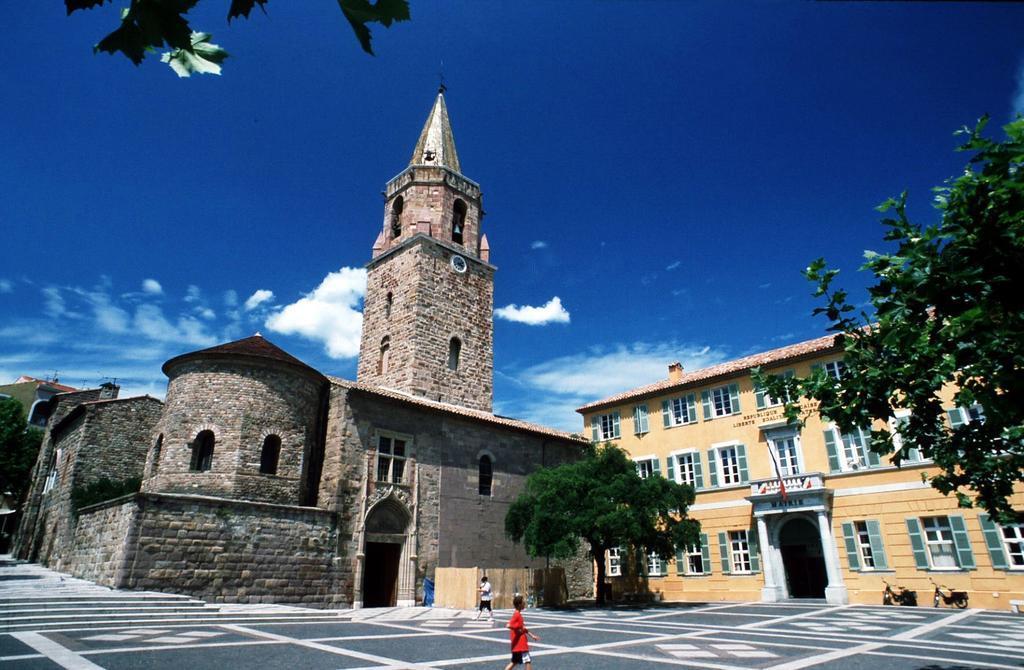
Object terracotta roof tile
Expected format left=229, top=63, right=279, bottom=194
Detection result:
left=162, top=334, right=325, bottom=380
left=576, top=333, right=842, bottom=413
left=327, top=376, right=586, bottom=443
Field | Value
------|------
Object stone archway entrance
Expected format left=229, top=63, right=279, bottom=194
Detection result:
left=779, top=516, right=827, bottom=598
left=359, top=495, right=413, bottom=608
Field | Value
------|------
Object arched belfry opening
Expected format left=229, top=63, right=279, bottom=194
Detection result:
left=358, top=495, right=415, bottom=608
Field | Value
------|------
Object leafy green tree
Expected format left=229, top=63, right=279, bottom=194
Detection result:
left=756, top=116, right=1024, bottom=523
left=0, top=397, right=44, bottom=509
left=67, top=0, right=411, bottom=77
left=505, top=443, right=700, bottom=605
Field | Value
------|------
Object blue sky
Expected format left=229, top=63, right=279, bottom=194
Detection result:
left=2, top=2, right=1022, bottom=431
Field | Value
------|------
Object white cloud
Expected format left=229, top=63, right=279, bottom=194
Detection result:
left=665, top=260, right=681, bottom=271
left=184, top=285, right=202, bottom=303
left=42, top=287, right=67, bottom=318
left=265, top=267, right=367, bottom=359
left=530, top=240, right=548, bottom=250
left=224, top=289, right=238, bottom=307
left=0, top=279, right=12, bottom=294
left=494, top=297, right=570, bottom=325
left=244, top=289, right=275, bottom=311
left=498, top=341, right=731, bottom=432
left=133, top=304, right=216, bottom=347
left=196, top=307, right=216, bottom=320
left=141, top=278, right=163, bottom=295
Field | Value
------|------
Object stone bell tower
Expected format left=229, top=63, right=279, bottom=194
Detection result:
left=356, top=88, right=494, bottom=412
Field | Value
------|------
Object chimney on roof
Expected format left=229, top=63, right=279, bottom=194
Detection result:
left=99, top=382, right=119, bottom=400
left=668, top=362, right=684, bottom=382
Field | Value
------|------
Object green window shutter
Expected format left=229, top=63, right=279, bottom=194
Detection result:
left=823, top=429, right=841, bottom=473
left=905, top=518, right=930, bottom=569
left=728, top=383, right=741, bottom=413
left=947, top=408, right=966, bottom=428
left=865, top=429, right=881, bottom=467
left=612, top=411, right=621, bottom=438
left=662, top=400, right=672, bottom=427
left=979, top=514, right=1009, bottom=570
left=676, top=548, right=686, bottom=575
left=700, top=533, right=711, bottom=574
left=755, top=383, right=766, bottom=410
left=666, top=455, right=676, bottom=483
left=841, top=522, right=861, bottom=571
left=866, top=520, right=889, bottom=570
left=748, top=530, right=760, bottom=573
left=707, top=449, right=719, bottom=487
left=948, top=514, right=976, bottom=570
left=653, top=458, right=662, bottom=477
left=634, top=405, right=648, bottom=434
left=701, top=390, right=712, bottom=420
left=810, top=363, right=822, bottom=377
left=736, top=444, right=749, bottom=483
left=686, top=394, right=697, bottom=423
left=591, top=417, right=599, bottom=442
left=693, top=453, right=705, bottom=490
left=718, top=532, right=731, bottom=574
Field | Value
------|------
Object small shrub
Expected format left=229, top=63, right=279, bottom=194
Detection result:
left=71, top=477, right=142, bottom=512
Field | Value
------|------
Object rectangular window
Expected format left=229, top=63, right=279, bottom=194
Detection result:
left=635, top=457, right=657, bottom=479
left=855, top=521, right=876, bottom=569
left=607, top=547, right=622, bottom=577
left=593, top=412, right=621, bottom=441
left=755, top=370, right=794, bottom=409
left=729, top=530, right=752, bottom=573
left=711, top=385, right=738, bottom=417
left=376, top=435, right=408, bottom=484
left=840, top=427, right=870, bottom=471
left=685, top=543, right=705, bottom=575
left=633, top=405, right=649, bottom=434
left=923, top=516, right=958, bottom=569
left=1002, top=525, right=1024, bottom=569
left=769, top=432, right=801, bottom=476
left=675, top=452, right=697, bottom=487
left=646, top=551, right=664, bottom=577
left=665, top=394, right=698, bottom=427
left=889, top=411, right=923, bottom=463
left=824, top=360, right=846, bottom=380
left=718, top=446, right=741, bottom=485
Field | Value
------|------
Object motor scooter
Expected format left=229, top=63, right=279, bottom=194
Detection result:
left=882, top=579, right=917, bottom=606
left=930, top=578, right=968, bottom=608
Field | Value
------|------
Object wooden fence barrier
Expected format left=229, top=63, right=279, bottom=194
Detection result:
left=434, top=567, right=567, bottom=610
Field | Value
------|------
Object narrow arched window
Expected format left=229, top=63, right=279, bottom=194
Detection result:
left=378, top=336, right=391, bottom=375
left=479, top=455, right=492, bottom=496
left=190, top=430, right=215, bottom=472
left=452, top=199, right=466, bottom=245
left=390, top=196, right=404, bottom=239
left=151, top=434, right=163, bottom=476
left=260, top=434, right=281, bottom=475
left=385, top=292, right=393, bottom=319
left=448, top=337, right=461, bottom=371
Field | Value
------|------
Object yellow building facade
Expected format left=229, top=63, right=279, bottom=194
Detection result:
left=577, top=333, right=1024, bottom=610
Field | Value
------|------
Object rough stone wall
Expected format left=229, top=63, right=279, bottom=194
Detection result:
left=67, top=497, right=137, bottom=587
left=14, top=388, right=106, bottom=560
left=325, top=386, right=585, bottom=604
left=122, top=493, right=343, bottom=605
left=358, top=238, right=494, bottom=412
left=146, top=360, right=325, bottom=506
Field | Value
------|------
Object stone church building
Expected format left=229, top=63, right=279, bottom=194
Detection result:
left=15, top=91, right=588, bottom=607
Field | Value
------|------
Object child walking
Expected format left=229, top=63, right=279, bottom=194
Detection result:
left=504, top=594, right=539, bottom=670
left=474, top=575, right=494, bottom=622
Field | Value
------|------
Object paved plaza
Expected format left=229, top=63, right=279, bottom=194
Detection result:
left=2, top=562, right=1022, bottom=670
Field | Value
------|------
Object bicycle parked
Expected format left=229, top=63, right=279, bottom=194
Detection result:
left=930, top=578, right=968, bottom=608
left=882, top=579, right=917, bottom=606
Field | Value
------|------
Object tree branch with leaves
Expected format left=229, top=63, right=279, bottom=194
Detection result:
left=755, top=116, right=1024, bottom=523
left=67, top=0, right=411, bottom=77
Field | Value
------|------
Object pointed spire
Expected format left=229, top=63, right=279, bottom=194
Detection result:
left=410, top=89, right=461, bottom=173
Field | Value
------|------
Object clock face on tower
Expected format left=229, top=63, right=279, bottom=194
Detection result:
left=450, top=254, right=468, bottom=274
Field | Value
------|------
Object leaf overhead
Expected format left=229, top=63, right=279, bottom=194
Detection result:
left=338, top=0, right=411, bottom=55
left=227, top=0, right=268, bottom=21
left=161, top=32, right=229, bottom=77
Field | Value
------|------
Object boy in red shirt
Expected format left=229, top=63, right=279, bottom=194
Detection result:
left=504, top=594, right=540, bottom=669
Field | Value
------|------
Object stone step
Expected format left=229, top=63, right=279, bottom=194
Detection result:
left=0, top=605, right=219, bottom=619
left=0, top=610, right=348, bottom=633
left=1, top=598, right=208, bottom=611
